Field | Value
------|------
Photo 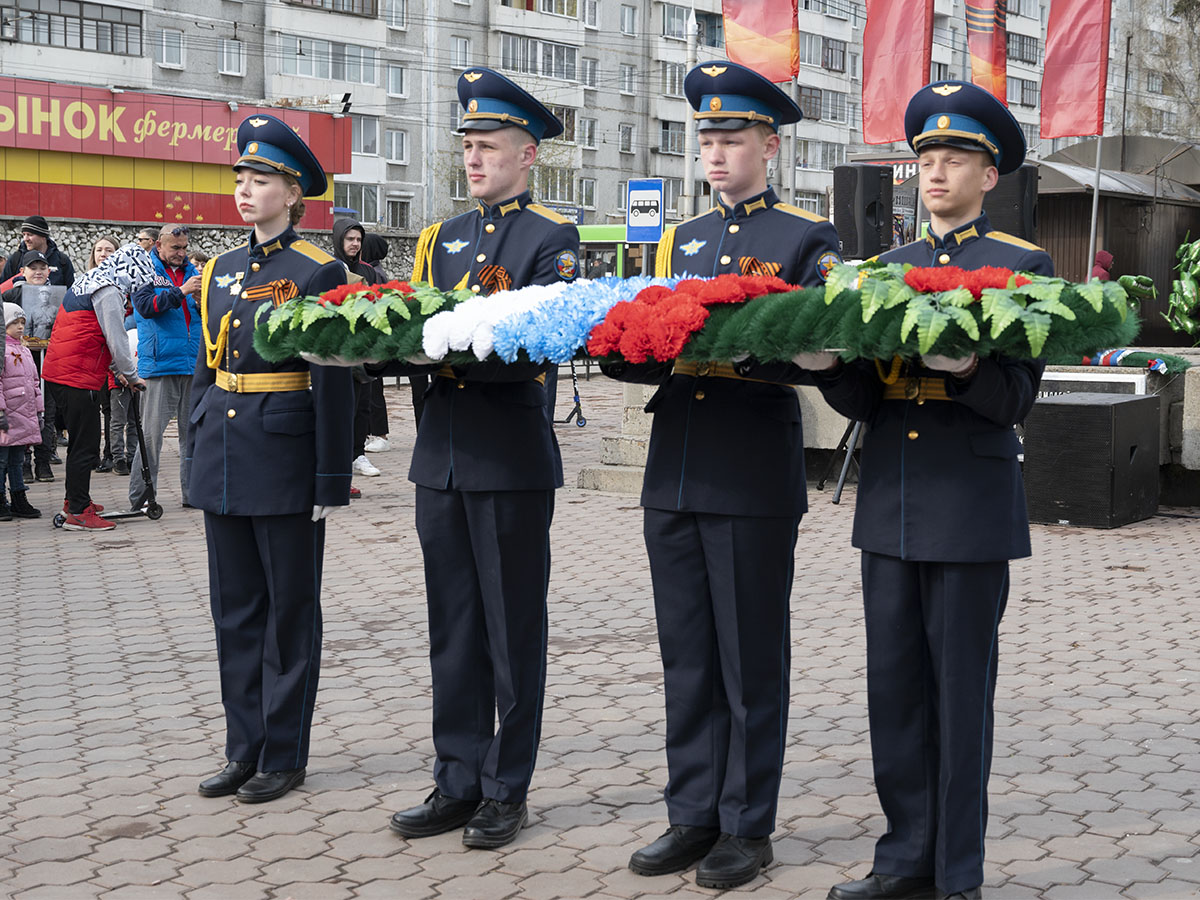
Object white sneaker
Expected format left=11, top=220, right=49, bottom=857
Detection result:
left=352, top=454, right=382, bottom=477
left=364, top=436, right=391, bottom=453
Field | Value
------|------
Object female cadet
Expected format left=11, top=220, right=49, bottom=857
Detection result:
left=187, top=115, right=354, bottom=804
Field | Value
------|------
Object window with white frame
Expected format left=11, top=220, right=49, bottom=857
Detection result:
left=452, top=36, right=471, bottom=67
left=334, top=182, right=379, bottom=222
left=541, top=41, right=577, bottom=80
left=386, top=198, right=411, bottom=229
left=385, top=129, right=408, bottom=163
left=579, top=177, right=596, bottom=208
left=696, top=11, right=723, bottom=47
left=1147, top=71, right=1164, bottom=93
left=795, top=190, right=822, bottom=214
left=582, top=0, right=598, bottom=27
left=388, top=64, right=407, bottom=96
left=156, top=29, right=184, bottom=67
left=549, top=105, right=577, bottom=142
left=849, top=51, right=860, bottom=80
left=797, top=31, right=820, bottom=67
left=822, top=90, right=847, bottom=124
left=659, top=120, right=685, bottom=155
left=662, top=61, right=684, bottom=97
left=499, top=34, right=577, bottom=80
left=541, top=0, right=578, bottom=15
left=663, top=177, right=683, bottom=212
left=351, top=115, right=379, bottom=155
left=336, top=43, right=376, bottom=84
left=452, top=169, right=469, bottom=200
left=386, top=0, right=407, bottom=27
left=619, top=63, right=636, bottom=94
left=220, top=38, right=243, bottom=75
left=581, top=58, right=598, bottom=88
left=619, top=123, right=633, bottom=153
left=280, top=35, right=376, bottom=83
left=537, top=166, right=575, bottom=202
left=663, top=3, right=687, bottom=37
left=579, top=117, right=597, bottom=148
left=617, top=180, right=627, bottom=209
left=620, top=4, right=636, bottom=34
left=1020, top=121, right=1040, bottom=150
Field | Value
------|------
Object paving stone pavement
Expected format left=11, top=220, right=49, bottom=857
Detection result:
left=2, top=373, right=1198, bottom=900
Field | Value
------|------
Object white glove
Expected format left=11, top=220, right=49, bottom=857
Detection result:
left=312, top=505, right=335, bottom=522
left=921, top=352, right=978, bottom=376
left=731, top=353, right=750, bottom=364
left=300, top=352, right=380, bottom=367
left=791, top=351, right=839, bottom=370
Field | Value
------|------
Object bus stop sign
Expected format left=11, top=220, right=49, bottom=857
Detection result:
left=626, top=178, right=664, bottom=243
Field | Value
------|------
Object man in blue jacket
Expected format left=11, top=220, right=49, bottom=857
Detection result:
left=128, top=224, right=202, bottom=510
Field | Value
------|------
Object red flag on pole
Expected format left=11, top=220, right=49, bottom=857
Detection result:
left=1041, top=0, right=1111, bottom=138
left=966, top=0, right=1007, bottom=102
left=722, top=0, right=799, bottom=84
left=861, top=0, right=934, bottom=144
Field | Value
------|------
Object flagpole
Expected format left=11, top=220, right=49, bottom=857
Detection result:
left=1086, top=134, right=1102, bottom=277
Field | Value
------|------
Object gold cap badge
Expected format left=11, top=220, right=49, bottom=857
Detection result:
left=937, top=115, right=950, bottom=129
left=468, top=99, right=478, bottom=112
left=463, top=72, right=483, bottom=83
left=248, top=117, right=269, bottom=127
left=700, top=65, right=727, bottom=77
left=247, top=142, right=259, bottom=154
left=932, top=84, right=963, bottom=96
left=709, top=97, right=722, bottom=111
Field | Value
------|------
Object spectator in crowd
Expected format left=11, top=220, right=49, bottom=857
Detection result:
left=331, top=218, right=384, bottom=480
left=0, top=302, right=44, bottom=520
left=188, top=250, right=210, bottom=270
left=135, top=228, right=157, bottom=253
left=2, top=250, right=60, bottom=483
left=1, top=215, right=76, bottom=287
left=85, top=235, right=125, bottom=474
left=41, top=244, right=152, bottom=530
left=1092, top=249, right=1114, bottom=282
left=127, top=225, right=202, bottom=510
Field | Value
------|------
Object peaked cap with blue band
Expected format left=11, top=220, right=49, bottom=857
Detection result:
left=684, top=61, right=803, bottom=132
left=904, top=80, right=1026, bottom=175
left=234, top=113, right=328, bottom=197
left=455, top=67, right=563, bottom=143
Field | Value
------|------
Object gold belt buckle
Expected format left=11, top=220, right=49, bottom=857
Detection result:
left=227, top=372, right=239, bottom=392
left=697, top=362, right=711, bottom=377
left=904, top=378, right=920, bottom=401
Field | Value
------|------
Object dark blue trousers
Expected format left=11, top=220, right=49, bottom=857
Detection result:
left=644, top=508, right=799, bottom=838
left=861, top=551, right=1010, bottom=895
left=204, top=511, right=326, bottom=772
left=415, top=485, right=554, bottom=804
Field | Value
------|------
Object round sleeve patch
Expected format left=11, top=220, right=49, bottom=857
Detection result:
left=816, top=251, right=841, bottom=282
left=555, top=249, right=578, bottom=281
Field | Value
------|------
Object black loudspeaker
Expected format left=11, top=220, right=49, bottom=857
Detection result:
left=1023, top=393, right=1160, bottom=528
left=986, top=163, right=1038, bottom=242
left=833, top=164, right=893, bottom=259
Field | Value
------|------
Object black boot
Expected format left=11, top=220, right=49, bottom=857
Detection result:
left=34, top=460, right=55, bottom=482
left=0, top=493, right=11, bottom=522
left=9, top=491, right=41, bottom=519
left=629, top=825, right=720, bottom=876
left=96, top=452, right=114, bottom=473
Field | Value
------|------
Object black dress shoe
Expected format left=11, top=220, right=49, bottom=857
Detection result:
left=695, top=834, right=773, bottom=889
left=628, top=825, right=720, bottom=876
left=235, top=768, right=305, bottom=803
left=389, top=789, right=480, bottom=838
left=938, top=890, right=981, bottom=899
left=461, top=798, right=528, bottom=849
left=112, top=458, right=131, bottom=476
left=197, top=761, right=256, bottom=797
left=828, top=872, right=938, bottom=900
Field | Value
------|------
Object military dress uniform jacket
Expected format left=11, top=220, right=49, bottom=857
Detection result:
left=603, top=188, right=841, bottom=518
left=403, top=191, right=579, bottom=492
left=812, top=213, right=1053, bottom=562
left=186, top=227, right=354, bottom=516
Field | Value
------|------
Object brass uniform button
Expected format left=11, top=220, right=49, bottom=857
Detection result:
left=457, top=381, right=466, bottom=389
left=938, top=253, right=950, bottom=264
left=251, top=262, right=261, bottom=272
left=240, top=291, right=249, bottom=299
left=907, top=430, right=919, bottom=440
left=227, top=409, right=237, bottom=419
left=694, top=390, right=705, bottom=400
left=476, top=253, right=486, bottom=262
left=917, top=397, right=925, bottom=405
left=728, top=224, right=740, bottom=234
left=232, top=318, right=241, bottom=328
left=471, top=284, right=481, bottom=293
left=233, top=350, right=240, bottom=359
left=485, top=223, right=496, bottom=233
left=720, top=255, right=732, bottom=265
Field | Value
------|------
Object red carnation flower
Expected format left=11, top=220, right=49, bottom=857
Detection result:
left=320, top=282, right=372, bottom=306
left=903, top=265, right=1031, bottom=301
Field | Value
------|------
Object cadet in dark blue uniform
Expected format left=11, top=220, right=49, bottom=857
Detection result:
left=188, top=115, right=354, bottom=804
left=606, top=62, right=841, bottom=890
left=809, top=83, right=1053, bottom=900
left=385, top=68, right=579, bottom=850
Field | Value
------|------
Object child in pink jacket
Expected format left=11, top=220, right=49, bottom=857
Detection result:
left=1, top=302, right=43, bottom=519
